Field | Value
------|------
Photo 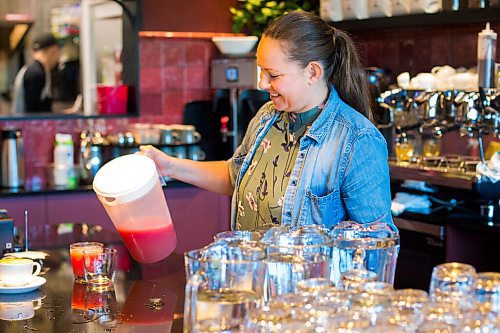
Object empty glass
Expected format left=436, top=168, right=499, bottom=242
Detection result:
left=260, top=225, right=334, bottom=300
left=340, top=268, right=378, bottom=291
left=214, top=230, right=262, bottom=244
left=429, top=262, right=477, bottom=307
left=474, top=272, right=500, bottom=314
left=360, top=281, right=395, bottom=295
left=183, top=241, right=266, bottom=333
left=296, top=278, right=335, bottom=294
left=330, top=221, right=399, bottom=287
left=83, top=248, right=117, bottom=292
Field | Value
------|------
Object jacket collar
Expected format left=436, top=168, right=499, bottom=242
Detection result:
left=305, top=86, right=340, bottom=145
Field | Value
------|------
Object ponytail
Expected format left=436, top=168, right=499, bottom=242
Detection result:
left=263, top=11, right=373, bottom=122
left=330, top=29, right=373, bottom=122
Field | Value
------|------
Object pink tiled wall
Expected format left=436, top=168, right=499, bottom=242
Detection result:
left=0, top=37, right=218, bottom=189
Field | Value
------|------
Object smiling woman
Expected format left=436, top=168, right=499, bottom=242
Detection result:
left=0, top=0, right=139, bottom=119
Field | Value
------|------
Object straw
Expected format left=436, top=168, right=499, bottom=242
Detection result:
left=24, top=210, right=28, bottom=252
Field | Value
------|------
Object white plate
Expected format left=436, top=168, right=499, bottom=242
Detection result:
left=0, top=277, right=46, bottom=294
left=3, top=251, right=49, bottom=260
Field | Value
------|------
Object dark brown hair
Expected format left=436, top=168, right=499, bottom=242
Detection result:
left=263, top=11, right=372, bottom=121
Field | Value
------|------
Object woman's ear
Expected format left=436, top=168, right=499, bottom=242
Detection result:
left=307, top=61, right=324, bottom=85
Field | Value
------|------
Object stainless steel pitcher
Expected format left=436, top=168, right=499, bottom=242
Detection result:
left=1, top=129, right=24, bottom=188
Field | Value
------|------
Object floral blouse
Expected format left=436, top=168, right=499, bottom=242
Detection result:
left=236, top=106, right=322, bottom=230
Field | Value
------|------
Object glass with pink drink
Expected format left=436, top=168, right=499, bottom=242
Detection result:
left=93, top=154, right=177, bottom=264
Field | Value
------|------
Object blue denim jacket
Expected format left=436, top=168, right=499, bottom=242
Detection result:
left=227, top=87, right=394, bottom=230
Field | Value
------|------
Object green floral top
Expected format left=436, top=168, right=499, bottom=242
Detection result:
left=236, top=106, right=322, bottom=230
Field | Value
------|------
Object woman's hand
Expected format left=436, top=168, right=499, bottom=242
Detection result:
left=139, top=145, right=175, bottom=177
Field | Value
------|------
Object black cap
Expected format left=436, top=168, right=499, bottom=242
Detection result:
left=32, top=33, right=58, bottom=51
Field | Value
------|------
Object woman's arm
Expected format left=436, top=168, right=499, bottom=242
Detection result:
left=140, top=145, right=234, bottom=196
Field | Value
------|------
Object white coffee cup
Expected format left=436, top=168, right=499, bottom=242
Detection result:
left=413, top=73, right=438, bottom=90
left=431, top=65, right=456, bottom=80
left=0, top=258, right=42, bottom=287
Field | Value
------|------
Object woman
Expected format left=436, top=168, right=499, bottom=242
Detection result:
left=141, top=11, right=393, bottom=231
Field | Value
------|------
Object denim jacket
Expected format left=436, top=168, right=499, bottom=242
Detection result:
left=227, top=87, right=394, bottom=230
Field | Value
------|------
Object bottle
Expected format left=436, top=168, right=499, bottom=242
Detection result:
left=477, top=23, right=497, bottom=89
left=54, top=133, right=74, bottom=187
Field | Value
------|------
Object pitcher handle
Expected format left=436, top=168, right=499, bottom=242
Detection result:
left=183, top=270, right=206, bottom=333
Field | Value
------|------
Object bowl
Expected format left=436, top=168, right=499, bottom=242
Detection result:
left=211, top=36, right=258, bottom=55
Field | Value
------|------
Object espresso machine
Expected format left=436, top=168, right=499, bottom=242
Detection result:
left=378, top=87, right=500, bottom=224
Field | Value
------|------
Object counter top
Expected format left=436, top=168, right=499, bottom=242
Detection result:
left=0, top=225, right=185, bottom=333
left=0, top=180, right=191, bottom=198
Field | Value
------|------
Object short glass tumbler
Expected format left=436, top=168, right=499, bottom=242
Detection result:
left=70, top=242, right=104, bottom=283
left=83, top=248, right=117, bottom=291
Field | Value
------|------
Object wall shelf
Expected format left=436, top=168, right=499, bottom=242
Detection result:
left=332, top=8, right=500, bottom=31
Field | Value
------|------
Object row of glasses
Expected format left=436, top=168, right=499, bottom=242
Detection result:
left=69, top=242, right=117, bottom=291
left=183, top=223, right=402, bottom=332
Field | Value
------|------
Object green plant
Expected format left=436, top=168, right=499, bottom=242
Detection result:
left=230, top=0, right=317, bottom=37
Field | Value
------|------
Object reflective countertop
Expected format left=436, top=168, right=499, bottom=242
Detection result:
left=0, top=225, right=185, bottom=333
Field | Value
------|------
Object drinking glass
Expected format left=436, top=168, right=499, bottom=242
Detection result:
left=359, top=281, right=394, bottom=295
left=474, top=272, right=500, bottom=314
left=373, top=308, right=424, bottom=332
left=83, top=248, right=117, bottom=291
left=314, top=311, right=371, bottom=333
left=339, top=268, right=377, bottom=291
left=70, top=242, right=104, bottom=283
left=423, top=137, right=442, bottom=157
left=455, top=310, right=498, bottom=332
left=330, top=221, right=399, bottom=287
left=214, top=230, right=262, bottom=244
left=392, top=289, right=429, bottom=310
left=422, top=301, right=460, bottom=326
left=416, top=322, right=453, bottom=333
left=297, top=278, right=335, bottom=294
left=429, top=262, right=477, bottom=307
left=260, top=225, right=334, bottom=299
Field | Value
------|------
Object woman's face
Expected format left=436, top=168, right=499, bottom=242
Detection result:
left=257, top=36, right=318, bottom=113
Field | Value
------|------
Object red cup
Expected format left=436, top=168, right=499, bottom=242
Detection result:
left=96, top=84, right=128, bottom=115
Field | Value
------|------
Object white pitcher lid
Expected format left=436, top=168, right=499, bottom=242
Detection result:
left=93, top=154, right=158, bottom=204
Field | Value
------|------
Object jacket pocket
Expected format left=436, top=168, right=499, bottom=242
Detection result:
left=305, top=188, right=341, bottom=228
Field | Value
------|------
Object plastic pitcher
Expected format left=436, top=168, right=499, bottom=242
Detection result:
left=184, top=240, right=266, bottom=332
left=93, top=154, right=177, bottom=264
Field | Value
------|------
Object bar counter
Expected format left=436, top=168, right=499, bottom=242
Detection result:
left=0, top=224, right=186, bottom=332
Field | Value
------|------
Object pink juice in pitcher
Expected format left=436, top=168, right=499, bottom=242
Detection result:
left=117, top=220, right=177, bottom=264
left=93, top=154, right=178, bottom=265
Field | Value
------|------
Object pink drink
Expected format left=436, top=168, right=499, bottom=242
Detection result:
left=117, top=221, right=177, bottom=264
left=69, top=242, right=103, bottom=283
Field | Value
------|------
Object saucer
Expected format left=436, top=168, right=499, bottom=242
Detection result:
left=0, top=277, right=46, bottom=294
left=3, top=251, right=49, bottom=260
left=0, top=289, right=46, bottom=302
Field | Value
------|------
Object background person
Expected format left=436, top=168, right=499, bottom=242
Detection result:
left=11, top=33, right=60, bottom=113
left=141, top=11, right=394, bottom=231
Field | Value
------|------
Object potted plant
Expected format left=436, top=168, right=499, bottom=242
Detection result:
left=230, top=0, right=318, bottom=37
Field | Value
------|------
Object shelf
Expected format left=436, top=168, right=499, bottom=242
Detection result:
left=331, top=8, right=500, bottom=31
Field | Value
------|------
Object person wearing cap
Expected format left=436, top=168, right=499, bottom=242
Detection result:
left=11, top=33, right=60, bottom=113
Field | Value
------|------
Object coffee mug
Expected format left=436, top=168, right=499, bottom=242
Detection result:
left=0, top=258, right=42, bottom=287
left=431, top=65, right=456, bottom=80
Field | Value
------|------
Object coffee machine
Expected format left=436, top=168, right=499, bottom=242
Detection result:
left=211, top=56, right=259, bottom=154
